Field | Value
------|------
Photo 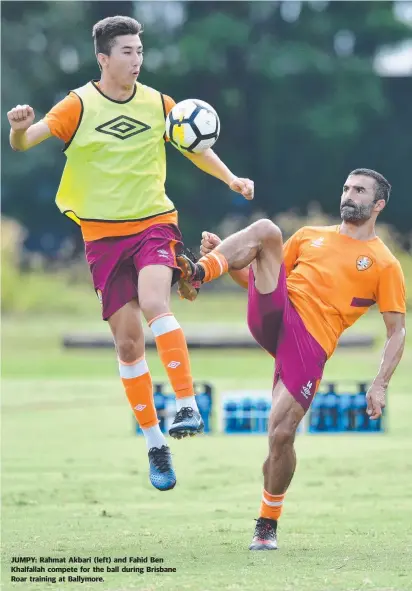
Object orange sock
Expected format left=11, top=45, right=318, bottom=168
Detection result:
left=198, top=251, right=229, bottom=283
left=119, top=357, right=158, bottom=428
left=260, top=489, right=285, bottom=521
left=149, top=314, right=194, bottom=398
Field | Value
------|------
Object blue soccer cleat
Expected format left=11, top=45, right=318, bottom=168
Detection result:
left=148, top=445, right=176, bottom=491
left=169, top=407, right=204, bottom=439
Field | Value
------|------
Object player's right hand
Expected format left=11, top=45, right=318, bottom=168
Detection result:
left=200, top=231, right=221, bottom=256
left=7, top=105, right=35, bottom=131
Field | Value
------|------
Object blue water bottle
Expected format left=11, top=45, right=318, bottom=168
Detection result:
left=324, top=383, right=338, bottom=432
left=354, top=383, right=368, bottom=432
left=196, top=387, right=212, bottom=433
left=369, top=414, right=383, bottom=432
left=309, top=392, right=324, bottom=432
left=318, top=391, right=328, bottom=432
left=224, top=399, right=238, bottom=433
left=153, top=383, right=166, bottom=433
left=256, top=398, right=270, bottom=433
left=241, top=398, right=254, bottom=432
left=339, top=393, right=353, bottom=432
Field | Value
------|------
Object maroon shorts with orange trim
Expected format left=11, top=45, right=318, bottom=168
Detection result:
left=85, top=224, right=183, bottom=320
left=247, top=264, right=327, bottom=412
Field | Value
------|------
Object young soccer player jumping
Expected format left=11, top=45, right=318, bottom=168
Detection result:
left=7, top=15, right=254, bottom=492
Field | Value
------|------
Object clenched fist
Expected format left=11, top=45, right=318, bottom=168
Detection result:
left=200, top=231, right=222, bottom=256
left=7, top=104, right=35, bottom=131
left=229, top=177, right=254, bottom=200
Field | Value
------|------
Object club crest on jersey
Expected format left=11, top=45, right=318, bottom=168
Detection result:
left=356, top=256, right=373, bottom=271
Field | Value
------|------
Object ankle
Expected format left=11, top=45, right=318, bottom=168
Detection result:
left=176, top=395, right=199, bottom=412
left=193, top=263, right=205, bottom=282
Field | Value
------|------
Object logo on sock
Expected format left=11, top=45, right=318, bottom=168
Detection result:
left=167, top=361, right=181, bottom=369
left=134, top=404, right=147, bottom=411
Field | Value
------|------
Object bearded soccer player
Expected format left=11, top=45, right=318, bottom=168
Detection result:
left=7, top=16, right=253, bottom=492
left=178, top=168, right=406, bottom=548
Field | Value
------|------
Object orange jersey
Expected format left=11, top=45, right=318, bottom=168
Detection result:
left=283, top=225, right=406, bottom=358
left=43, top=87, right=177, bottom=241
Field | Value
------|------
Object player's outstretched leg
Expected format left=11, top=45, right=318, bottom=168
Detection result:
left=177, top=219, right=283, bottom=294
left=138, top=265, right=204, bottom=440
left=109, top=300, right=176, bottom=491
left=249, top=381, right=304, bottom=550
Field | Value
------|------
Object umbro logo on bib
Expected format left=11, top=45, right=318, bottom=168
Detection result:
left=95, top=115, right=151, bottom=140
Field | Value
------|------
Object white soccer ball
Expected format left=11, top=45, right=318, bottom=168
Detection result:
left=166, top=99, right=220, bottom=153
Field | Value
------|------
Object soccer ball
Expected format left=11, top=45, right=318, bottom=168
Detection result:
left=166, top=99, right=220, bottom=153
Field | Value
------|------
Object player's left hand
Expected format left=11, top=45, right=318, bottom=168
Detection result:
left=229, top=177, right=254, bottom=200
left=366, top=382, right=386, bottom=420
left=200, top=231, right=221, bottom=256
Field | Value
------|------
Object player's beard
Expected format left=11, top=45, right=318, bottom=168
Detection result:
left=340, top=200, right=375, bottom=226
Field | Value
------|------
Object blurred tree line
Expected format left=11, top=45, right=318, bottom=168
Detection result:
left=2, top=0, right=412, bottom=254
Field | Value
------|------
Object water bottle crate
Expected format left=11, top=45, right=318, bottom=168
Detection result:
left=308, top=382, right=384, bottom=434
left=220, top=383, right=385, bottom=435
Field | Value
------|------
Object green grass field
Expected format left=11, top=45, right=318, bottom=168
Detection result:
left=2, top=294, right=412, bottom=591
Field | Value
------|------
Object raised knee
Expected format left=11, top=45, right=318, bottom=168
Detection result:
left=139, top=293, right=169, bottom=321
left=116, top=338, right=140, bottom=363
left=251, top=219, right=282, bottom=246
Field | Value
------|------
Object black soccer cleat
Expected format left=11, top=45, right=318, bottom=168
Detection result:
left=249, top=517, right=278, bottom=550
left=176, top=248, right=203, bottom=302
left=169, top=407, right=204, bottom=439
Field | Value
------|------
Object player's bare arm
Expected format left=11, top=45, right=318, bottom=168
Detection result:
left=184, top=148, right=254, bottom=200
left=366, top=311, right=406, bottom=420
left=8, top=105, right=52, bottom=151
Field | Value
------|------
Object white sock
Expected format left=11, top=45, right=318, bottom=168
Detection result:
left=142, top=425, right=167, bottom=450
left=176, top=395, right=199, bottom=413
left=150, top=314, right=181, bottom=336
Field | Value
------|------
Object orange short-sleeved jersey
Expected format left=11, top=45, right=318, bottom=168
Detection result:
left=283, top=225, right=406, bottom=358
left=43, top=88, right=177, bottom=241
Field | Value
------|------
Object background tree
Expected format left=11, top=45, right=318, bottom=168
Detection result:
left=2, top=1, right=411, bottom=250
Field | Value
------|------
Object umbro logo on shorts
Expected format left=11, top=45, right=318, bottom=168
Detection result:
left=95, top=116, right=151, bottom=140
left=134, top=404, right=147, bottom=412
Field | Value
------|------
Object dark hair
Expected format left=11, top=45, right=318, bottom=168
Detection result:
left=349, top=168, right=391, bottom=203
left=93, top=16, right=143, bottom=56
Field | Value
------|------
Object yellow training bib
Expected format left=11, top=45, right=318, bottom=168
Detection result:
left=56, top=81, right=174, bottom=223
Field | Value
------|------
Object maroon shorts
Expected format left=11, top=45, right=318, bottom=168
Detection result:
left=247, top=264, right=327, bottom=411
left=85, top=224, right=183, bottom=320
